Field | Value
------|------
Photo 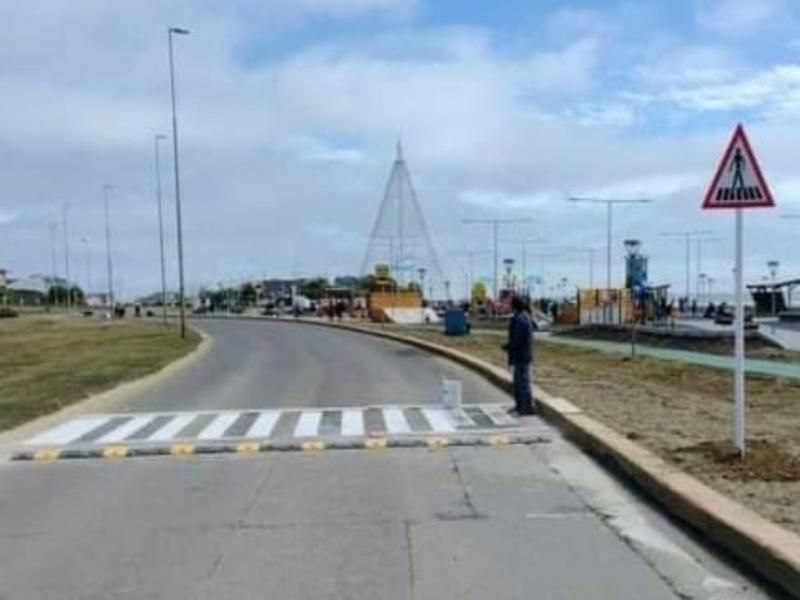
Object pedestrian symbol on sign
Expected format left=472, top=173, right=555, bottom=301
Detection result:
left=703, top=124, right=774, bottom=209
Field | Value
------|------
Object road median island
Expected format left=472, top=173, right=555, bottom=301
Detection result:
left=0, top=315, right=202, bottom=434
left=284, top=317, right=800, bottom=598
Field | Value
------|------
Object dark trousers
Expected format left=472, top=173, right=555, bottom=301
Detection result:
left=512, top=363, right=533, bottom=412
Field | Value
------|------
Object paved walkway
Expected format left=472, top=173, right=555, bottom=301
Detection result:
left=539, top=334, right=800, bottom=381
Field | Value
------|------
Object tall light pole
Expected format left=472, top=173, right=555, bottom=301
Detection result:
left=154, top=133, right=169, bottom=325
left=103, top=185, right=114, bottom=312
left=462, top=217, right=531, bottom=303
left=767, top=259, right=780, bottom=320
left=49, top=223, right=58, bottom=303
left=695, top=236, right=719, bottom=300
left=460, top=249, right=491, bottom=298
left=168, top=26, right=190, bottom=338
left=568, top=197, right=652, bottom=322
left=417, top=267, right=426, bottom=322
left=505, top=238, right=547, bottom=295
left=660, top=230, right=712, bottom=300
left=80, top=237, right=91, bottom=303
left=62, top=203, right=71, bottom=310
left=568, top=197, right=651, bottom=291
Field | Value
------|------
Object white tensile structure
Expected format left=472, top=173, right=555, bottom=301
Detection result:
left=361, top=141, right=443, bottom=291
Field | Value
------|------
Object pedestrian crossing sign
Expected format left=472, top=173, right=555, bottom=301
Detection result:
left=702, top=124, right=775, bottom=210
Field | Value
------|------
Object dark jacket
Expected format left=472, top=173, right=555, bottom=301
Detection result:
left=506, top=310, right=533, bottom=365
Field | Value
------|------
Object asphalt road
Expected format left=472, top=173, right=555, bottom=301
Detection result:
left=128, top=319, right=506, bottom=411
left=0, top=319, right=782, bottom=599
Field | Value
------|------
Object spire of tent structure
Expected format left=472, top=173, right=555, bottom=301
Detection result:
left=361, top=141, right=443, bottom=288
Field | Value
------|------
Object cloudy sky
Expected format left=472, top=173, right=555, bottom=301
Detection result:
left=2, top=0, right=800, bottom=299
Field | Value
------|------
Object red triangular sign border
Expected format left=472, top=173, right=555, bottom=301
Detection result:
left=702, top=123, right=775, bottom=210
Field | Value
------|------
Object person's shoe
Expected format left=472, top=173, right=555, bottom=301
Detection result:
left=517, top=407, right=537, bottom=416
left=506, top=407, right=519, bottom=415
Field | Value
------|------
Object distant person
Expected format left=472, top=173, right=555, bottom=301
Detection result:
left=691, top=299, right=697, bottom=317
left=502, top=295, right=535, bottom=416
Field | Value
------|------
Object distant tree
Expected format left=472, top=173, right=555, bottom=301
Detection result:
left=240, top=283, right=257, bottom=306
left=300, top=277, right=329, bottom=300
left=48, top=285, right=68, bottom=305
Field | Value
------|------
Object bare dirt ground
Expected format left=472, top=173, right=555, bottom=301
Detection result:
left=393, top=327, right=800, bottom=536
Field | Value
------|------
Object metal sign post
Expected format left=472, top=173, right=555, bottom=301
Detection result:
left=702, top=124, right=775, bottom=458
left=733, top=208, right=745, bottom=453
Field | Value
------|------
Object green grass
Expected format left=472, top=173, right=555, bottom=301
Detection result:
left=0, top=316, right=200, bottom=432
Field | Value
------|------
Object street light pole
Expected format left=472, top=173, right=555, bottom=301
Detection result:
left=80, top=237, right=91, bottom=303
left=767, top=259, right=780, bottom=322
left=154, top=133, right=169, bottom=326
left=568, top=197, right=652, bottom=321
left=62, top=203, right=71, bottom=311
left=462, top=217, right=531, bottom=305
left=168, top=26, right=190, bottom=338
left=103, top=185, right=114, bottom=314
left=695, top=237, right=720, bottom=300
left=660, top=230, right=712, bottom=301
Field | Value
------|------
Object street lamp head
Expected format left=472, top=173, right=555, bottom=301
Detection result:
left=155, top=134, right=168, bottom=141
left=169, top=27, right=190, bottom=35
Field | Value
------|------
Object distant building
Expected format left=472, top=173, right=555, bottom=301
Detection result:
left=137, top=291, right=180, bottom=307
left=7, top=274, right=51, bottom=305
left=333, top=275, right=360, bottom=289
left=0, top=268, right=8, bottom=287
left=86, top=293, right=111, bottom=307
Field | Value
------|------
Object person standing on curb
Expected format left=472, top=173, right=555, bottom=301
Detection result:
left=503, top=295, right=535, bottom=415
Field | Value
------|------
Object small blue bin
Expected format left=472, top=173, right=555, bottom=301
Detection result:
left=444, top=309, right=470, bottom=336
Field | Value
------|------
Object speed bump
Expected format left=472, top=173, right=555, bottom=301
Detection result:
left=170, top=443, right=196, bottom=457
left=301, top=440, right=326, bottom=452
left=102, top=445, right=128, bottom=459
left=33, top=449, right=61, bottom=462
left=365, top=438, right=388, bottom=450
left=489, top=435, right=511, bottom=446
left=426, top=437, right=449, bottom=450
left=236, top=442, right=261, bottom=455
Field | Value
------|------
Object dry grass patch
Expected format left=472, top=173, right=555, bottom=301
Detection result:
left=0, top=315, right=199, bottom=431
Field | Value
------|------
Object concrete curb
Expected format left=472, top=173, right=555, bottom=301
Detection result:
left=0, top=325, right=212, bottom=455
left=280, top=317, right=800, bottom=599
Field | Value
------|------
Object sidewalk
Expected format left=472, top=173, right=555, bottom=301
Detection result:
left=539, top=334, right=800, bottom=381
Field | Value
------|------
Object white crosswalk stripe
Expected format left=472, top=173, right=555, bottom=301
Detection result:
left=197, top=412, right=240, bottom=440
left=420, top=408, right=456, bottom=433
left=383, top=408, right=411, bottom=434
left=341, top=409, right=364, bottom=436
left=148, top=414, right=196, bottom=442
left=26, top=416, right=109, bottom=446
left=95, top=415, right=155, bottom=444
left=247, top=410, right=280, bottom=438
left=294, top=410, right=322, bottom=438
left=23, top=404, right=526, bottom=448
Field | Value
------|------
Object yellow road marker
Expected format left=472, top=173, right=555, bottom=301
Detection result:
left=489, top=435, right=511, bottom=446
left=365, top=438, right=387, bottom=450
left=301, top=440, right=326, bottom=452
left=33, top=449, right=61, bottom=462
left=170, top=443, right=196, bottom=457
left=102, top=445, right=128, bottom=459
left=236, top=442, right=261, bottom=455
left=427, top=437, right=449, bottom=450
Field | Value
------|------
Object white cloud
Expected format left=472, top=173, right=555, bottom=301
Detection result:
left=0, top=210, right=18, bottom=225
left=696, top=0, right=791, bottom=36
left=0, top=1, right=798, bottom=297
left=665, top=64, right=800, bottom=114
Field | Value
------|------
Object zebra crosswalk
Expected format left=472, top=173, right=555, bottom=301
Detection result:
left=24, top=404, right=525, bottom=449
